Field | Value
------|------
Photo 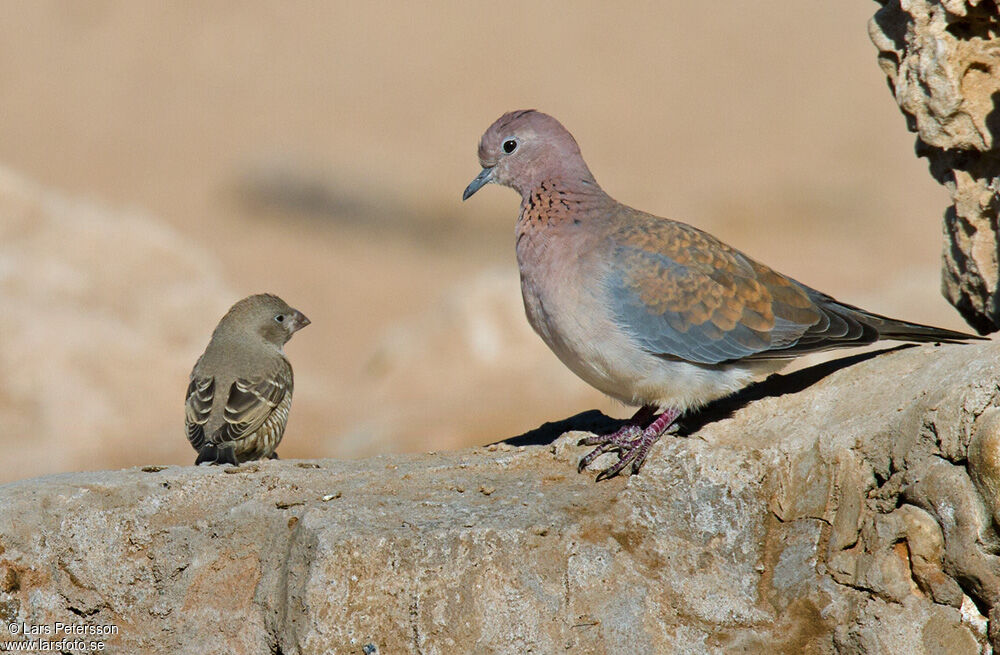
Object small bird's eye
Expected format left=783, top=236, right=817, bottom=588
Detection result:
left=275, top=314, right=285, bottom=323
left=503, top=139, right=518, bottom=154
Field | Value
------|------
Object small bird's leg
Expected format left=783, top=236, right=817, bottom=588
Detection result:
left=577, top=407, right=681, bottom=480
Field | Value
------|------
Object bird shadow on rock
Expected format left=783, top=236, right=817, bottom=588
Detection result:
left=500, top=409, right=625, bottom=448
left=501, top=345, right=913, bottom=447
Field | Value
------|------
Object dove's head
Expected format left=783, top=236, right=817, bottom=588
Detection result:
left=217, top=294, right=311, bottom=347
left=463, top=110, right=596, bottom=201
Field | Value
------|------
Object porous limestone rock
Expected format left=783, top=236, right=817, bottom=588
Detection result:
left=0, top=342, right=998, bottom=654
left=870, top=0, right=1000, bottom=333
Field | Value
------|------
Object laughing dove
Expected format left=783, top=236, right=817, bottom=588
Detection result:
left=463, top=110, right=983, bottom=480
left=185, top=293, right=310, bottom=465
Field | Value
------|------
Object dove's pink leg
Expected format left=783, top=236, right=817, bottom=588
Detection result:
left=577, top=406, right=681, bottom=480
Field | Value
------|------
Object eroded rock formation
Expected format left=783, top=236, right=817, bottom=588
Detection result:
left=870, top=0, right=1000, bottom=334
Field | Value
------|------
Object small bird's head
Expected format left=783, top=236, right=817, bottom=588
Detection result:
left=462, top=110, right=595, bottom=201
left=218, top=293, right=311, bottom=348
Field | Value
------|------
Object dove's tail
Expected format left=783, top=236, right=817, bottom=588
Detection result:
left=858, top=309, right=986, bottom=344
left=816, top=290, right=987, bottom=345
left=749, top=292, right=988, bottom=361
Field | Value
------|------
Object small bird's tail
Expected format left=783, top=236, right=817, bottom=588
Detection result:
left=195, top=444, right=239, bottom=466
left=195, top=445, right=218, bottom=465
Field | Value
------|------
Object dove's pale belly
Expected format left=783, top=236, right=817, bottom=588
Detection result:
left=517, top=234, right=786, bottom=412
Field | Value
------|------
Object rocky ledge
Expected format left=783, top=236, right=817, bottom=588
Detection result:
left=1, top=342, right=999, bottom=654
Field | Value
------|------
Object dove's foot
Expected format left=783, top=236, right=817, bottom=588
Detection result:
left=577, top=407, right=680, bottom=481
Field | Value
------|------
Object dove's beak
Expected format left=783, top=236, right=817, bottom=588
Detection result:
left=462, top=167, right=494, bottom=201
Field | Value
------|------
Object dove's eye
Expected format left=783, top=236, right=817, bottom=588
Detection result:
left=503, top=139, right=518, bottom=154
left=275, top=314, right=285, bottom=323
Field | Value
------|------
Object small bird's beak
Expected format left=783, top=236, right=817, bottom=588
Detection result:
left=290, top=310, right=311, bottom=333
left=462, top=167, right=494, bottom=201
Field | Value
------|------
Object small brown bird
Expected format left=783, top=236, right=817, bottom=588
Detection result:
left=185, top=294, right=310, bottom=465
left=463, top=110, right=985, bottom=480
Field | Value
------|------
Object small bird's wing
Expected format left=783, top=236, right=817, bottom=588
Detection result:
left=605, top=216, right=877, bottom=365
left=184, top=377, right=216, bottom=450
left=211, top=363, right=293, bottom=444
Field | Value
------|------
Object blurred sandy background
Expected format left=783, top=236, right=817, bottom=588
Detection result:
left=0, top=2, right=968, bottom=483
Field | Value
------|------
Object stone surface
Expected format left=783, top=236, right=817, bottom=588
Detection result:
left=0, top=342, right=998, bottom=653
left=869, top=0, right=1000, bottom=333
left=971, top=407, right=1000, bottom=526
